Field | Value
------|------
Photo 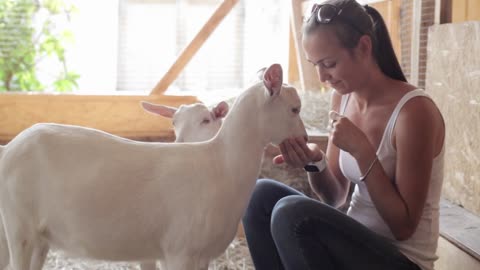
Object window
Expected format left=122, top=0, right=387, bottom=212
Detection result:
left=117, top=0, right=290, bottom=95
left=2, top=0, right=290, bottom=94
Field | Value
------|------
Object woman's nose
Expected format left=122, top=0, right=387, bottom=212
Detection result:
left=317, top=67, right=330, bottom=83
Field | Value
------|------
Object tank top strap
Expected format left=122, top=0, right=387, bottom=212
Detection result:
left=384, top=89, right=431, bottom=146
left=340, top=94, right=350, bottom=114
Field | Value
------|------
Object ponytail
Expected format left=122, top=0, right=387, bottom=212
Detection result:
left=364, top=5, right=407, bottom=82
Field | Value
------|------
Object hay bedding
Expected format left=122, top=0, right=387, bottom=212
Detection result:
left=44, top=237, right=253, bottom=270
left=41, top=90, right=331, bottom=270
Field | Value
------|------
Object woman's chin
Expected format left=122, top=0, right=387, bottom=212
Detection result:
left=331, top=84, right=348, bottom=94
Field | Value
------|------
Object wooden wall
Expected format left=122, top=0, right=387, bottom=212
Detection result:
left=452, top=0, right=480, bottom=22
left=0, top=94, right=198, bottom=144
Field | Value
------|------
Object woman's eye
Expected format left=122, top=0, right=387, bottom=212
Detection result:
left=202, top=119, right=210, bottom=124
left=323, top=62, right=336, bottom=68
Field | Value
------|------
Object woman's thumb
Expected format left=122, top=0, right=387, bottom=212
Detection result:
left=329, top=110, right=342, bottom=122
left=273, top=155, right=285, bottom=164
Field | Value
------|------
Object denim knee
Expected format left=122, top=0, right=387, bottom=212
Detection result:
left=270, top=196, right=308, bottom=233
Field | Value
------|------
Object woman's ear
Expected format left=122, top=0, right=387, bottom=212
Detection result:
left=356, top=35, right=373, bottom=59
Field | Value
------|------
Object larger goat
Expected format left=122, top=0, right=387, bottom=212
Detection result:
left=0, top=63, right=307, bottom=270
left=0, top=100, right=229, bottom=270
left=0, top=101, right=228, bottom=270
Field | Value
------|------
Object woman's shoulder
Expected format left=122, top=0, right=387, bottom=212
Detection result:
left=394, top=83, right=445, bottom=152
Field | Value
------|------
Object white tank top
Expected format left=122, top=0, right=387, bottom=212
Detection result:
left=339, top=89, right=444, bottom=270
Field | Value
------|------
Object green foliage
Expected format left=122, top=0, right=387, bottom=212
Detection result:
left=0, top=0, right=79, bottom=92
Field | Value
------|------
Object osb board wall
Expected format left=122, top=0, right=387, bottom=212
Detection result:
left=426, top=22, right=480, bottom=215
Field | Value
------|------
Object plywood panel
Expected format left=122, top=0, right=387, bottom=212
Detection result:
left=426, top=22, right=480, bottom=215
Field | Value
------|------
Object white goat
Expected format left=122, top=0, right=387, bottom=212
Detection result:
left=141, top=101, right=229, bottom=143
left=0, top=63, right=307, bottom=270
left=0, top=101, right=228, bottom=270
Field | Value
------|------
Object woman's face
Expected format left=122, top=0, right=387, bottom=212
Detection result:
left=302, top=27, right=367, bottom=94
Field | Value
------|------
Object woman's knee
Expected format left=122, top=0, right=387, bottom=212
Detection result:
left=251, top=178, right=279, bottom=198
left=271, top=196, right=310, bottom=225
left=270, top=196, right=336, bottom=233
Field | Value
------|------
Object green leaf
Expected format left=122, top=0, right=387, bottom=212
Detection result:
left=0, top=0, right=78, bottom=92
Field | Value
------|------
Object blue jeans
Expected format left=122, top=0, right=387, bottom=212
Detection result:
left=242, top=179, right=422, bottom=270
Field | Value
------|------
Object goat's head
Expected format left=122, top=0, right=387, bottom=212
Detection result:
left=141, top=101, right=228, bottom=142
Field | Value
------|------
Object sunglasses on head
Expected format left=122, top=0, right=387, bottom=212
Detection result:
left=308, top=3, right=364, bottom=35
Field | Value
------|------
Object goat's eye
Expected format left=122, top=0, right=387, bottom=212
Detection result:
left=292, top=108, right=300, bottom=114
left=202, top=119, right=210, bottom=124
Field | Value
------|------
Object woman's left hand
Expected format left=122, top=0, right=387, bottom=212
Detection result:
left=329, top=111, right=373, bottom=159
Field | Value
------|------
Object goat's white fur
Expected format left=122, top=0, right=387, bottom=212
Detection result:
left=141, top=101, right=228, bottom=143
left=0, top=101, right=228, bottom=270
left=139, top=101, right=228, bottom=270
left=0, top=64, right=306, bottom=270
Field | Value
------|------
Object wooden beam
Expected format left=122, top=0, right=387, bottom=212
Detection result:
left=410, top=0, right=422, bottom=86
left=468, top=0, right=480, bottom=21
left=150, top=0, right=239, bottom=95
left=288, top=23, right=300, bottom=85
left=0, top=94, right=199, bottom=143
left=290, top=0, right=320, bottom=92
left=452, top=0, right=467, bottom=22
left=435, top=0, right=452, bottom=24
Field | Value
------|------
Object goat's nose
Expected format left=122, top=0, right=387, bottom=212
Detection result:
left=304, top=135, right=309, bottom=142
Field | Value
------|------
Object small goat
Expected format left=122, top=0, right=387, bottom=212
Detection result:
left=0, top=63, right=307, bottom=270
left=141, top=101, right=229, bottom=143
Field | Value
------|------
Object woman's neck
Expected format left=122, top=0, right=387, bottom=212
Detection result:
left=351, top=69, right=403, bottom=112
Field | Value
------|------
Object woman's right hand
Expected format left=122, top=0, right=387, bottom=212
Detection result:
left=273, top=137, right=324, bottom=168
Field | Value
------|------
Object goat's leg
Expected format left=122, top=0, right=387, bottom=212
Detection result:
left=4, top=231, right=33, bottom=270
left=0, top=218, right=10, bottom=270
left=1, top=206, right=35, bottom=270
left=29, top=242, right=48, bottom=270
left=140, top=261, right=156, bottom=270
left=163, top=256, right=200, bottom=270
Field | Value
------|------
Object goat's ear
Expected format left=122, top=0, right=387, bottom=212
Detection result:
left=256, top=67, right=267, bottom=81
left=212, top=101, right=229, bottom=119
left=263, top=64, right=283, bottom=97
left=141, top=101, right=177, bottom=118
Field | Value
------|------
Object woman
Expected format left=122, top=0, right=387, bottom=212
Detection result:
left=242, top=0, right=445, bottom=269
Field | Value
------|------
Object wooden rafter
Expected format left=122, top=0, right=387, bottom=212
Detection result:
left=150, top=0, right=240, bottom=95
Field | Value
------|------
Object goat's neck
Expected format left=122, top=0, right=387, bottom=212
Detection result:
left=214, top=94, right=266, bottom=182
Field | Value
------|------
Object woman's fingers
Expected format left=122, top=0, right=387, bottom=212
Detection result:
left=279, top=142, right=291, bottom=164
left=283, top=140, right=303, bottom=166
left=289, top=138, right=309, bottom=163
left=329, top=110, right=342, bottom=122
left=278, top=137, right=318, bottom=167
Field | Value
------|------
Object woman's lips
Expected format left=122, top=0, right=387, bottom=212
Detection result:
left=328, top=81, right=341, bottom=87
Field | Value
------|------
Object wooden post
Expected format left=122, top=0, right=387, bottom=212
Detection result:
left=435, top=0, right=452, bottom=24
left=150, top=0, right=239, bottom=95
left=288, top=23, right=300, bottom=85
left=290, top=0, right=320, bottom=92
